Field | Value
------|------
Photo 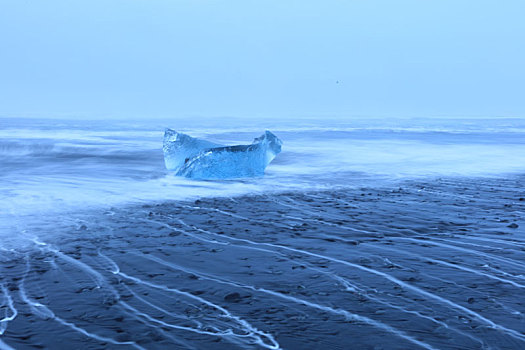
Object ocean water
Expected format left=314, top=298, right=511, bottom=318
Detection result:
left=1, top=116, right=525, bottom=349
left=1, top=116, right=525, bottom=247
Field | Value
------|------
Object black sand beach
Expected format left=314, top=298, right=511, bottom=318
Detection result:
left=1, top=176, right=524, bottom=349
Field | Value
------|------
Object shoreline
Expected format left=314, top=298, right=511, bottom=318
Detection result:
left=1, top=176, right=524, bottom=349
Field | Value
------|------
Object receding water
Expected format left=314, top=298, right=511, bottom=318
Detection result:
left=2, top=116, right=525, bottom=217
left=1, top=117, right=524, bottom=349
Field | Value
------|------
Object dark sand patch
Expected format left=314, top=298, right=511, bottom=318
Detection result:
left=1, top=176, right=524, bottom=349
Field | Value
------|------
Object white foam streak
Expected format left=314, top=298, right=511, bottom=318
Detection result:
left=141, top=253, right=438, bottom=350
left=365, top=243, right=525, bottom=289
left=460, top=235, right=525, bottom=248
left=115, top=270, right=280, bottom=350
left=162, top=221, right=525, bottom=342
left=18, top=259, right=144, bottom=349
left=161, top=217, right=483, bottom=344
left=0, top=285, right=17, bottom=335
left=122, top=285, right=201, bottom=328
left=394, top=238, right=525, bottom=271
left=430, top=237, right=525, bottom=255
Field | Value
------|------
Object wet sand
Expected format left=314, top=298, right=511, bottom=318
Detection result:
left=1, top=176, right=524, bottom=349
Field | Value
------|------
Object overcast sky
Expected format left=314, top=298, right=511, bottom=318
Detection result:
left=0, top=0, right=524, bottom=119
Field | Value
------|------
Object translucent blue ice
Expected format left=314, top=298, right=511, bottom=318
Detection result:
left=163, top=129, right=282, bottom=179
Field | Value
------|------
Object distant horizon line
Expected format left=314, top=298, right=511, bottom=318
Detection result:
left=1, top=114, right=524, bottom=121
